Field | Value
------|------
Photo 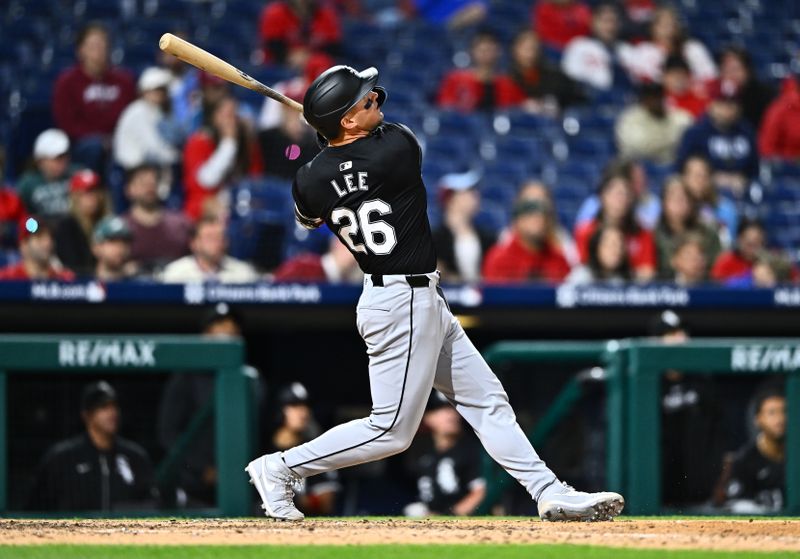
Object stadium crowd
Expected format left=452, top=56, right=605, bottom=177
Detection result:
left=1, top=0, right=799, bottom=287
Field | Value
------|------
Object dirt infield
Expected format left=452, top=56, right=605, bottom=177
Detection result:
left=1, top=518, right=799, bottom=552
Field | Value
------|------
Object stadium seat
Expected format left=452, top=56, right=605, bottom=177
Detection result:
left=73, top=0, right=122, bottom=20
left=422, top=110, right=488, bottom=138
left=479, top=182, right=516, bottom=207
left=227, top=215, right=288, bottom=271
left=473, top=200, right=510, bottom=234
left=481, top=161, right=529, bottom=189
left=488, top=136, right=550, bottom=170
left=223, top=0, right=263, bottom=20
left=424, top=134, right=475, bottom=165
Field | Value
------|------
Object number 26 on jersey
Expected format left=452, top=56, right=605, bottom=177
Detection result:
left=331, top=199, right=397, bottom=256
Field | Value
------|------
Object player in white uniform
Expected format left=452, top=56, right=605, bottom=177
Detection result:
left=246, top=66, right=624, bottom=521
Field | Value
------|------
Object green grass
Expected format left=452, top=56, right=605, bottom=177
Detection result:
left=0, top=546, right=791, bottom=559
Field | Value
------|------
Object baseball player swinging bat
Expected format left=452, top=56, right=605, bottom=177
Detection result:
left=158, top=33, right=303, bottom=113
left=241, top=64, right=625, bottom=523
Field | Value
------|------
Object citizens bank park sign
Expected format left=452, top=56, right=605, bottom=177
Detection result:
left=58, top=340, right=157, bottom=367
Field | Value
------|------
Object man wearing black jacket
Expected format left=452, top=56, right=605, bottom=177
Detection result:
left=27, top=381, right=157, bottom=511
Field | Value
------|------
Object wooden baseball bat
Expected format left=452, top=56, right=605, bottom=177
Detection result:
left=158, top=33, right=304, bottom=113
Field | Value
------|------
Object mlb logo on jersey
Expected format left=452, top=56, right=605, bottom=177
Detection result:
left=339, top=161, right=353, bottom=171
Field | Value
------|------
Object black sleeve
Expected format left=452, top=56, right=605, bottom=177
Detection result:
left=292, top=175, right=323, bottom=230
left=391, top=123, right=423, bottom=168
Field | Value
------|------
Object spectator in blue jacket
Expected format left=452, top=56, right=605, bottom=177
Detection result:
left=676, top=80, right=759, bottom=198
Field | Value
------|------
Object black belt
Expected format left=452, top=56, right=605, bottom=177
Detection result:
left=371, top=274, right=430, bottom=288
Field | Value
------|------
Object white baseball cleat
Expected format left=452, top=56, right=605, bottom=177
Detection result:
left=245, top=452, right=305, bottom=521
left=538, top=486, right=625, bottom=522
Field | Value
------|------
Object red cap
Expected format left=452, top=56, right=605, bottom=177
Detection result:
left=709, top=79, right=741, bottom=102
left=69, top=169, right=102, bottom=193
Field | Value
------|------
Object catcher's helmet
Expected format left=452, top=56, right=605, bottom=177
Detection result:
left=303, top=65, right=387, bottom=141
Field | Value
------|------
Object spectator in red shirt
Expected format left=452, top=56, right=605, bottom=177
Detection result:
left=663, top=55, right=708, bottom=119
left=711, top=219, right=766, bottom=282
left=437, top=30, right=523, bottom=112
left=533, top=0, right=592, bottom=52
left=183, top=96, right=264, bottom=220
left=574, top=171, right=656, bottom=281
left=52, top=23, right=136, bottom=172
left=508, top=30, right=584, bottom=116
left=759, top=74, right=800, bottom=161
left=517, top=180, right=579, bottom=267
left=0, top=218, right=75, bottom=281
left=273, top=236, right=361, bottom=283
left=259, top=0, right=340, bottom=71
left=725, top=252, right=795, bottom=288
left=482, top=198, right=570, bottom=283
left=123, top=164, right=192, bottom=274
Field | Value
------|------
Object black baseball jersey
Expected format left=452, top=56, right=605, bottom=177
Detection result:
left=292, top=123, right=437, bottom=275
left=413, top=436, right=484, bottom=514
left=27, top=433, right=157, bottom=511
left=726, top=442, right=785, bottom=510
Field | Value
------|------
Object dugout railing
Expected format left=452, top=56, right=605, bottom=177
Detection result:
left=482, top=339, right=800, bottom=515
left=0, top=334, right=254, bottom=517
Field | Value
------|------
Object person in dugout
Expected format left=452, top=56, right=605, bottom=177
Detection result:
left=27, top=381, right=157, bottom=512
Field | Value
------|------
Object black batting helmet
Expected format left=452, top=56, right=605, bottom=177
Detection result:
left=303, top=65, right=387, bottom=141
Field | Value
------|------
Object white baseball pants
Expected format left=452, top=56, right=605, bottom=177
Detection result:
left=280, top=271, right=562, bottom=502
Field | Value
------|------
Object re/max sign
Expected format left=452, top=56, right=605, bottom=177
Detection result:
left=731, top=345, right=800, bottom=372
left=58, top=340, right=157, bottom=367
